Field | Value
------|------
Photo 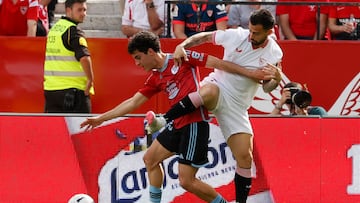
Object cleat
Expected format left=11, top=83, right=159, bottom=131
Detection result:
left=145, top=111, right=166, bottom=134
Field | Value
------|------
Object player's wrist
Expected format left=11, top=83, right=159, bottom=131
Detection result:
left=145, top=1, right=155, bottom=9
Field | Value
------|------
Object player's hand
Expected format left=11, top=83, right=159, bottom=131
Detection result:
left=265, top=63, right=282, bottom=82
left=174, top=45, right=188, bottom=67
left=80, top=116, right=103, bottom=131
left=251, top=68, right=274, bottom=81
left=280, top=88, right=291, bottom=104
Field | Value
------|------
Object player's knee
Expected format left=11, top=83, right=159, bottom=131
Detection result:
left=178, top=176, right=195, bottom=192
left=200, top=84, right=219, bottom=109
left=143, top=152, right=156, bottom=169
left=236, top=152, right=253, bottom=168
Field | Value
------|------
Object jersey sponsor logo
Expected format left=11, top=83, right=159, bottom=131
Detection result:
left=166, top=82, right=180, bottom=100
left=337, top=6, right=345, bottom=11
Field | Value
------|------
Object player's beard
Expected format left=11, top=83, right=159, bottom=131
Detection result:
left=251, top=37, right=267, bottom=47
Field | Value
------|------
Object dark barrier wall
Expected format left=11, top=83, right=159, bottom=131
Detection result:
left=0, top=37, right=359, bottom=115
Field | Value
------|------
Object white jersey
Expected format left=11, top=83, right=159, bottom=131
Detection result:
left=122, top=0, right=165, bottom=30
left=211, top=27, right=283, bottom=109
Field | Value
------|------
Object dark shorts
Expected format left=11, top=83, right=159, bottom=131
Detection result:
left=156, top=121, right=209, bottom=167
left=44, top=88, right=91, bottom=113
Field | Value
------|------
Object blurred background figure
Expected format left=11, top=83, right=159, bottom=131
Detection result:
left=172, top=0, right=228, bottom=38
left=37, top=0, right=52, bottom=36
left=276, top=0, right=329, bottom=40
left=47, top=0, right=58, bottom=28
left=0, top=0, right=39, bottom=36
left=121, top=0, right=165, bottom=38
left=328, top=0, right=360, bottom=40
left=227, top=0, right=276, bottom=29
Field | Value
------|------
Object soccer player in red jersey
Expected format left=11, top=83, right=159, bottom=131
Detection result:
left=0, top=0, right=39, bottom=36
left=80, top=31, right=276, bottom=203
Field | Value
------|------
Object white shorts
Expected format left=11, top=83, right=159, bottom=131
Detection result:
left=202, top=76, right=254, bottom=141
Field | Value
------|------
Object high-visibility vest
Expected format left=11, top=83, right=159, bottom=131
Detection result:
left=44, top=19, right=94, bottom=94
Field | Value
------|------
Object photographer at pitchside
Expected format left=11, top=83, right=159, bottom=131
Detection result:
left=271, top=81, right=327, bottom=117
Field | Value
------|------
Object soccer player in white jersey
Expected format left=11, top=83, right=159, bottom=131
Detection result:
left=146, top=9, right=283, bottom=203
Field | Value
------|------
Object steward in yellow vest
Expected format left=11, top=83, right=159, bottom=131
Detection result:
left=44, top=0, right=94, bottom=113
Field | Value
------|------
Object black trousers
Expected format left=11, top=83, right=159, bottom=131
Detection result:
left=44, top=88, right=91, bottom=113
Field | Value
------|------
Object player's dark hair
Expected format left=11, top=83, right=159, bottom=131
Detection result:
left=128, top=31, right=161, bottom=54
left=250, top=9, right=275, bottom=30
left=65, top=0, right=86, bottom=8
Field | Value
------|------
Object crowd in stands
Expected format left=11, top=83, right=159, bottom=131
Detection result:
left=0, top=0, right=57, bottom=36
left=0, top=0, right=359, bottom=40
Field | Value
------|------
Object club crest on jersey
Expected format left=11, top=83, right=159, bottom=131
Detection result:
left=20, top=6, right=28, bottom=15
left=259, top=57, right=268, bottom=66
left=171, top=65, right=179, bottom=75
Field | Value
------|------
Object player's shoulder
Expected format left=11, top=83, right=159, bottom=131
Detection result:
left=267, top=38, right=284, bottom=58
left=216, top=27, right=248, bottom=43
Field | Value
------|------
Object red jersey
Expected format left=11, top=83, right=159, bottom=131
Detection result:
left=328, top=1, right=360, bottom=20
left=276, top=0, right=328, bottom=38
left=139, top=51, right=209, bottom=129
left=0, top=0, right=39, bottom=36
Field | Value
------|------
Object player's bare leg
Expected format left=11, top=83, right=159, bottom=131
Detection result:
left=178, top=164, right=227, bottom=203
left=143, top=139, right=174, bottom=203
left=227, top=132, right=253, bottom=203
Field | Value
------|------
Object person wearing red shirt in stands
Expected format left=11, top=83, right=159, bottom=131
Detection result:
left=328, top=0, right=360, bottom=40
left=0, top=0, right=39, bottom=36
left=36, top=0, right=51, bottom=36
left=276, top=0, right=329, bottom=40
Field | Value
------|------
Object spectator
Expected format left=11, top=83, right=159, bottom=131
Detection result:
left=276, top=0, right=329, bottom=40
left=0, top=0, right=39, bottom=36
left=271, top=82, right=327, bottom=116
left=121, top=0, right=164, bottom=38
left=172, top=0, right=228, bottom=38
left=37, top=0, right=52, bottom=36
left=47, top=0, right=57, bottom=28
left=328, top=1, right=360, bottom=40
left=43, top=0, right=94, bottom=113
left=228, top=0, right=276, bottom=29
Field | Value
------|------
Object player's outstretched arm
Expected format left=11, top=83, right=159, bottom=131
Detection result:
left=205, top=55, right=277, bottom=81
left=174, top=31, right=214, bottom=66
left=80, top=92, right=148, bottom=130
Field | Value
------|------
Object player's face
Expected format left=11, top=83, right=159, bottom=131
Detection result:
left=248, top=23, right=271, bottom=47
left=67, top=2, right=87, bottom=23
left=131, top=49, right=156, bottom=71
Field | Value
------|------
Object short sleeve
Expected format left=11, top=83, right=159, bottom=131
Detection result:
left=122, top=0, right=132, bottom=25
left=27, top=0, right=39, bottom=20
left=138, top=74, right=160, bottom=99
